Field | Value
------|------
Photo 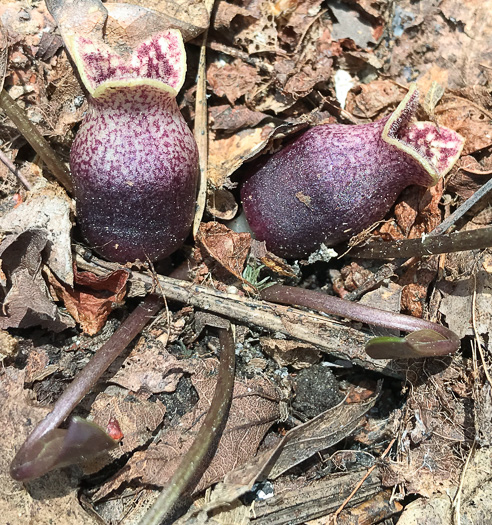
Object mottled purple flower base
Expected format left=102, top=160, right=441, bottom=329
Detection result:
left=71, top=85, right=198, bottom=262
left=241, top=88, right=464, bottom=259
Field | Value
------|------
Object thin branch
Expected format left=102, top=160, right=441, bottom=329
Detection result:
left=0, top=148, right=32, bottom=190
left=332, top=438, right=396, bottom=523
left=431, top=176, right=492, bottom=236
left=192, top=0, right=215, bottom=237
left=0, top=89, right=73, bottom=193
left=139, top=326, right=236, bottom=525
left=74, top=251, right=385, bottom=370
left=349, top=226, right=492, bottom=259
left=75, top=249, right=459, bottom=362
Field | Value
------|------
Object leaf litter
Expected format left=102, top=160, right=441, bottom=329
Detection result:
left=1, top=0, right=492, bottom=523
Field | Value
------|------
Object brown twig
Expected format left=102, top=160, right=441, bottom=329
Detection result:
left=0, top=148, right=32, bottom=190
left=331, top=438, right=396, bottom=524
left=349, top=226, right=492, bottom=259
left=192, top=0, right=215, bottom=237
left=0, top=89, right=73, bottom=193
left=74, top=250, right=391, bottom=373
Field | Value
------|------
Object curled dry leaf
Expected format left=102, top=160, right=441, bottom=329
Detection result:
left=250, top=239, right=297, bottom=278
left=197, top=222, right=251, bottom=282
left=210, top=105, right=269, bottom=132
left=208, top=124, right=275, bottom=188
left=0, top=180, right=73, bottom=285
left=448, top=155, right=492, bottom=200
left=206, top=188, right=238, bottom=220
left=346, top=81, right=408, bottom=120
left=49, top=266, right=129, bottom=336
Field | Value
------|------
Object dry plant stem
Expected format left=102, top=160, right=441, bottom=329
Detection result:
left=0, top=89, right=73, bottom=193
left=11, top=294, right=162, bottom=471
left=350, top=226, right=492, bottom=259
left=140, top=327, right=235, bottom=525
left=0, top=148, right=32, bottom=190
left=192, top=18, right=210, bottom=237
left=332, top=438, right=396, bottom=523
left=261, top=284, right=459, bottom=353
left=75, top=251, right=380, bottom=367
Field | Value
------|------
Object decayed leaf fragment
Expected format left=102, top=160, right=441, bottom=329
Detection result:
left=267, top=381, right=382, bottom=479
left=197, top=222, right=251, bottom=282
left=90, top=391, right=166, bottom=457
left=46, top=0, right=209, bottom=45
left=110, top=340, right=195, bottom=394
left=0, top=180, right=73, bottom=285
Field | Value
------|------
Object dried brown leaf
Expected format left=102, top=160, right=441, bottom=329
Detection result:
left=436, top=92, right=492, bottom=155
left=268, top=381, right=381, bottom=479
left=95, top=358, right=279, bottom=499
left=90, top=391, right=166, bottom=456
left=0, top=229, right=75, bottom=332
left=207, top=60, right=259, bottom=105
left=0, top=181, right=73, bottom=285
left=447, top=155, right=492, bottom=200
left=207, top=125, right=274, bottom=188
left=206, top=188, right=238, bottom=220
left=210, top=105, right=269, bottom=132
left=250, top=239, right=297, bottom=278
left=111, top=339, right=196, bottom=395
left=49, top=266, right=128, bottom=336
left=197, top=222, right=251, bottom=281
left=345, top=81, right=407, bottom=120
left=438, top=253, right=492, bottom=338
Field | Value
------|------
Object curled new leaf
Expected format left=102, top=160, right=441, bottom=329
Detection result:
left=10, top=416, right=116, bottom=481
left=261, top=285, right=460, bottom=360
left=365, top=329, right=460, bottom=359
